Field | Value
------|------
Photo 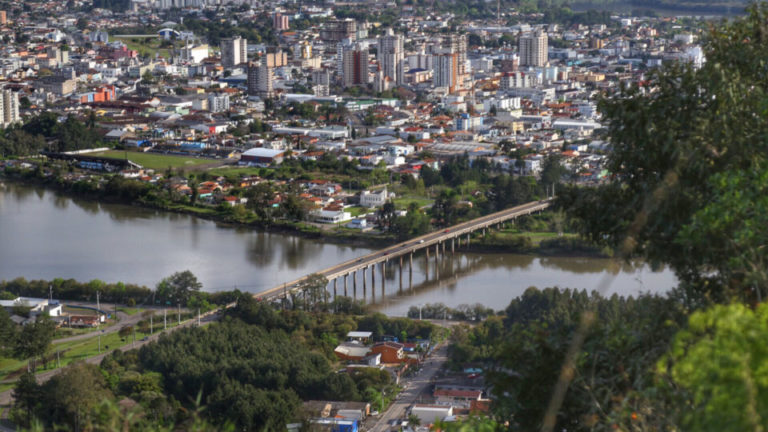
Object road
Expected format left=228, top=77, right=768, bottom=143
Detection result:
left=368, top=343, right=449, bottom=432
left=258, top=199, right=552, bottom=300
left=0, top=310, right=219, bottom=408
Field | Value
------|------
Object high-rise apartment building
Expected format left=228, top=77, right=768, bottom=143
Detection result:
left=378, top=29, right=404, bottom=85
left=342, top=43, right=368, bottom=88
left=433, top=52, right=458, bottom=93
left=519, top=30, right=548, bottom=67
left=320, top=19, right=357, bottom=42
left=443, top=34, right=467, bottom=74
left=247, top=61, right=273, bottom=97
left=220, top=37, right=247, bottom=68
left=273, top=12, right=289, bottom=31
left=263, top=47, right=287, bottom=68
left=0, top=89, right=20, bottom=128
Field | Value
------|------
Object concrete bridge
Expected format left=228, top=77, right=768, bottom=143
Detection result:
left=255, top=199, right=553, bottom=302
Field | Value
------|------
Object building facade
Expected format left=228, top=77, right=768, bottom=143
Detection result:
left=220, top=37, right=247, bottom=68
left=247, top=61, right=273, bottom=97
left=342, top=43, right=368, bottom=88
left=0, top=89, right=20, bottom=128
left=378, top=29, right=404, bottom=85
left=519, top=30, right=548, bottom=67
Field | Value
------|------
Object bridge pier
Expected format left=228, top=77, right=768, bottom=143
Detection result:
left=399, top=256, right=403, bottom=292
left=442, top=241, right=446, bottom=255
left=451, top=237, right=455, bottom=254
left=435, top=243, right=439, bottom=260
left=382, top=261, right=386, bottom=297
left=333, top=278, right=337, bottom=298
left=372, top=264, right=376, bottom=292
left=343, top=274, right=348, bottom=297
left=352, top=270, right=356, bottom=298
left=466, top=233, right=470, bottom=247
left=409, top=252, right=413, bottom=289
left=362, top=267, right=367, bottom=298
left=425, top=249, right=429, bottom=280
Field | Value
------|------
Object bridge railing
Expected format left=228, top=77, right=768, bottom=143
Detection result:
left=256, top=198, right=553, bottom=300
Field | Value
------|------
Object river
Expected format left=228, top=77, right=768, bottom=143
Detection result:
left=0, top=182, right=677, bottom=316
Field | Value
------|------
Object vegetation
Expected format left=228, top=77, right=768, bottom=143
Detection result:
left=436, top=7, right=768, bottom=431
left=10, top=298, right=441, bottom=431
left=88, top=150, right=215, bottom=171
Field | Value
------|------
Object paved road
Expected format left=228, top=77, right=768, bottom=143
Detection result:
left=259, top=199, right=552, bottom=300
left=0, top=310, right=219, bottom=408
left=368, top=343, right=449, bottom=432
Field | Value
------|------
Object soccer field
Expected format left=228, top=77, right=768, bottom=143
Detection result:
left=88, top=150, right=216, bottom=171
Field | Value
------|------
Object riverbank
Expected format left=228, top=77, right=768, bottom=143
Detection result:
left=1, top=169, right=606, bottom=258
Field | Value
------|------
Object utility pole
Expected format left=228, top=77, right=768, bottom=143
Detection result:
left=198, top=308, right=201, bottom=326
left=164, top=308, right=167, bottom=330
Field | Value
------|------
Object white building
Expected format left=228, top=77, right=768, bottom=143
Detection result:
left=220, top=37, right=247, bottom=68
left=519, top=30, right=548, bottom=67
left=0, top=89, right=20, bottom=128
left=207, top=93, right=230, bottom=113
left=378, top=29, right=404, bottom=85
left=0, top=297, right=62, bottom=318
left=360, top=187, right=388, bottom=208
left=410, top=405, right=453, bottom=426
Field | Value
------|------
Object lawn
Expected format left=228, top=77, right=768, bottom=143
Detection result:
left=111, top=36, right=172, bottom=59
left=392, top=196, right=433, bottom=209
left=346, top=206, right=370, bottom=217
left=208, top=166, right=264, bottom=179
left=0, top=319, right=189, bottom=384
left=88, top=150, right=214, bottom=171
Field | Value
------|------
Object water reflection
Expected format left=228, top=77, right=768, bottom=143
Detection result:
left=0, top=182, right=678, bottom=315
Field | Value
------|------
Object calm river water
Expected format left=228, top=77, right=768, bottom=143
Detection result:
left=0, top=182, right=677, bottom=316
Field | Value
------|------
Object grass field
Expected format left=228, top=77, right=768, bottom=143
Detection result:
left=111, top=36, right=172, bottom=59
left=88, top=150, right=214, bottom=171
left=393, top=196, right=433, bottom=209
left=0, top=318, right=190, bottom=384
left=207, top=166, right=264, bottom=179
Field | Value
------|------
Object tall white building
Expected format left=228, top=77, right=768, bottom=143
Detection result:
left=0, top=89, right=20, bottom=128
left=378, top=29, right=404, bottom=85
left=519, top=31, right=548, bottom=67
left=433, top=53, right=458, bottom=93
left=220, top=37, right=247, bottom=68
left=443, top=34, right=467, bottom=74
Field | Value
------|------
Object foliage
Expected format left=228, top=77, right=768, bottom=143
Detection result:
left=558, top=4, right=768, bottom=303
left=13, top=317, right=56, bottom=370
left=650, top=303, right=768, bottom=431
left=449, top=288, right=686, bottom=431
left=155, top=270, right=202, bottom=307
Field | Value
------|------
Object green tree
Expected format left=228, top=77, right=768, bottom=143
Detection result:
left=11, top=371, right=41, bottom=427
left=649, top=303, right=768, bottom=431
left=155, top=270, right=203, bottom=307
left=0, top=306, right=17, bottom=355
left=14, top=317, right=56, bottom=370
left=40, top=362, right=114, bottom=430
left=559, top=4, right=768, bottom=303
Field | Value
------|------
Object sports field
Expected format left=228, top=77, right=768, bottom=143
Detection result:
left=88, top=150, right=215, bottom=171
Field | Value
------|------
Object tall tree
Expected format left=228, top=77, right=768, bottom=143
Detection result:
left=559, top=4, right=768, bottom=303
left=155, top=271, right=203, bottom=307
left=14, top=317, right=56, bottom=370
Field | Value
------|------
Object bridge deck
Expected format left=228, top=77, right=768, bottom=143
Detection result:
left=255, top=199, right=552, bottom=300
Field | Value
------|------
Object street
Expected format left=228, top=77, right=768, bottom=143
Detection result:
left=368, top=343, right=449, bottom=432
